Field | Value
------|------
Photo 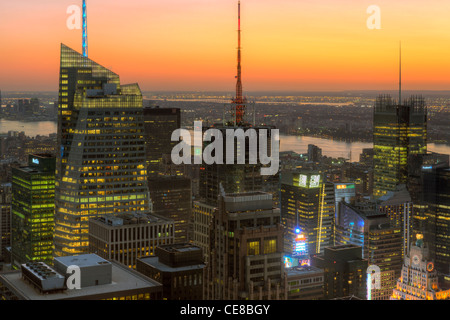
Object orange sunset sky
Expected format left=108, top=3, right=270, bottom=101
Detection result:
left=1, top=0, right=450, bottom=92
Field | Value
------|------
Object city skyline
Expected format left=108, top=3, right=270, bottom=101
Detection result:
left=0, top=0, right=449, bottom=305
left=2, top=1, right=450, bottom=92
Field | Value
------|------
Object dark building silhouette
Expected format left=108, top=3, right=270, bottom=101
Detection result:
left=311, top=244, right=368, bottom=300
left=373, top=95, right=427, bottom=198
left=422, top=166, right=450, bottom=283
left=143, top=107, right=181, bottom=177
left=137, top=243, right=205, bottom=300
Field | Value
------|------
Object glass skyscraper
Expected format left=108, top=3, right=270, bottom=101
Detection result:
left=53, top=44, right=150, bottom=257
left=373, top=95, right=427, bottom=198
left=280, top=170, right=335, bottom=255
left=11, top=154, right=55, bottom=266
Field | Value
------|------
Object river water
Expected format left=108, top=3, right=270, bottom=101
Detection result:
left=1, top=119, right=448, bottom=161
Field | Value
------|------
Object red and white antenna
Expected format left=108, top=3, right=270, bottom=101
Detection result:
left=233, top=1, right=246, bottom=125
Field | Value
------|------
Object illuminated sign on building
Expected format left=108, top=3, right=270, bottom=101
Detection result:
left=293, top=228, right=308, bottom=255
left=32, top=158, right=40, bottom=165
left=336, top=184, right=355, bottom=190
left=309, top=175, right=321, bottom=188
left=296, top=174, right=321, bottom=188
left=284, top=256, right=293, bottom=268
left=298, top=175, right=307, bottom=188
left=283, top=255, right=310, bottom=268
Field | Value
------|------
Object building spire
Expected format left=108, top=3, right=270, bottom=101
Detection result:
left=82, top=0, right=88, bottom=57
left=234, top=1, right=245, bottom=125
left=399, top=41, right=401, bottom=105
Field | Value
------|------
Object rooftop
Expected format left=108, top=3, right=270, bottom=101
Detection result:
left=138, top=256, right=205, bottom=273
left=0, top=260, right=162, bottom=300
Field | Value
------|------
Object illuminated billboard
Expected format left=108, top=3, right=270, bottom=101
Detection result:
left=298, top=174, right=307, bottom=188
left=336, top=184, right=355, bottom=190
left=296, top=174, right=321, bottom=188
left=309, top=175, right=321, bottom=188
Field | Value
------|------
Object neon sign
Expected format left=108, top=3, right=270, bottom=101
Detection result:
left=32, top=158, right=39, bottom=165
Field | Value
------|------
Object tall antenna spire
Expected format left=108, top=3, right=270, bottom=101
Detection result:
left=399, top=41, right=401, bottom=105
left=82, top=0, right=88, bottom=57
left=234, top=1, right=245, bottom=125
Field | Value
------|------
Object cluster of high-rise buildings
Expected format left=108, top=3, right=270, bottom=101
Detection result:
left=0, top=2, right=449, bottom=302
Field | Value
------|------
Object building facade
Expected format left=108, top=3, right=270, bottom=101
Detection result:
left=373, top=95, right=427, bottom=198
left=205, top=191, right=287, bottom=300
left=148, top=176, right=192, bottom=243
left=54, top=44, right=150, bottom=256
left=143, top=107, right=181, bottom=177
left=136, top=243, right=205, bottom=300
left=391, top=236, right=450, bottom=300
left=11, top=154, right=55, bottom=266
left=0, top=183, right=11, bottom=263
left=88, top=212, right=175, bottom=269
left=281, top=170, right=335, bottom=255
left=311, top=244, right=368, bottom=300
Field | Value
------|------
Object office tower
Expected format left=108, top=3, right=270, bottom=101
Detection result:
left=377, top=184, right=413, bottom=258
left=88, top=212, right=175, bottom=269
left=0, top=183, right=11, bottom=263
left=285, top=265, right=324, bottom=300
left=143, top=107, right=181, bottom=177
left=335, top=202, right=403, bottom=299
left=422, top=166, right=450, bottom=282
left=136, top=243, right=206, bottom=300
left=280, top=170, right=335, bottom=255
left=11, top=154, right=55, bottom=267
left=310, top=244, right=368, bottom=300
left=54, top=44, right=150, bottom=257
left=0, top=254, right=163, bottom=300
left=307, top=144, right=322, bottom=163
left=407, top=152, right=449, bottom=236
left=148, top=176, right=192, bottom=243
left=192, top=200, right=217, bottom=264
left=336, top=203, right=403, bottom=272
left=373, top=95, right=427, bottom=198
left=199, top=124, right=276, bottom=206
left=205, top=191, right=287, bottom=300
left=391, top=235, right=450, bottom=300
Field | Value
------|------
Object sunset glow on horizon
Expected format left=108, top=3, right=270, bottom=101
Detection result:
left=2, top=0, right=450, bottom=92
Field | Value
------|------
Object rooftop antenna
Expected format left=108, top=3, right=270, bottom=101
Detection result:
left=399, top=41, right=401, bottom=105
left=233, top=1, right=245, bottom=125
left=82, top=0, right=88, bottom=57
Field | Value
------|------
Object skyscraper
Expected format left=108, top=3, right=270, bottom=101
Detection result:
left=53, top=44, right=150, bottom=257
left=143, top=107, right=181, bottom=177
left=280, top=170, right=335, bottom=255
left=373, top=95, right=427, bottom=198
left=422, top=166, right=450, bottom=282
left=205, top=191, right=286, bottom=300
left=0, top=183, right=11, bottom=263
left=11, top=154, right=55, bottom=266
left=148, top=175, right=192, bottom=243
left=198, top=1, right=279, bottom=206
left=310, top=244, right=368, bottom=300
